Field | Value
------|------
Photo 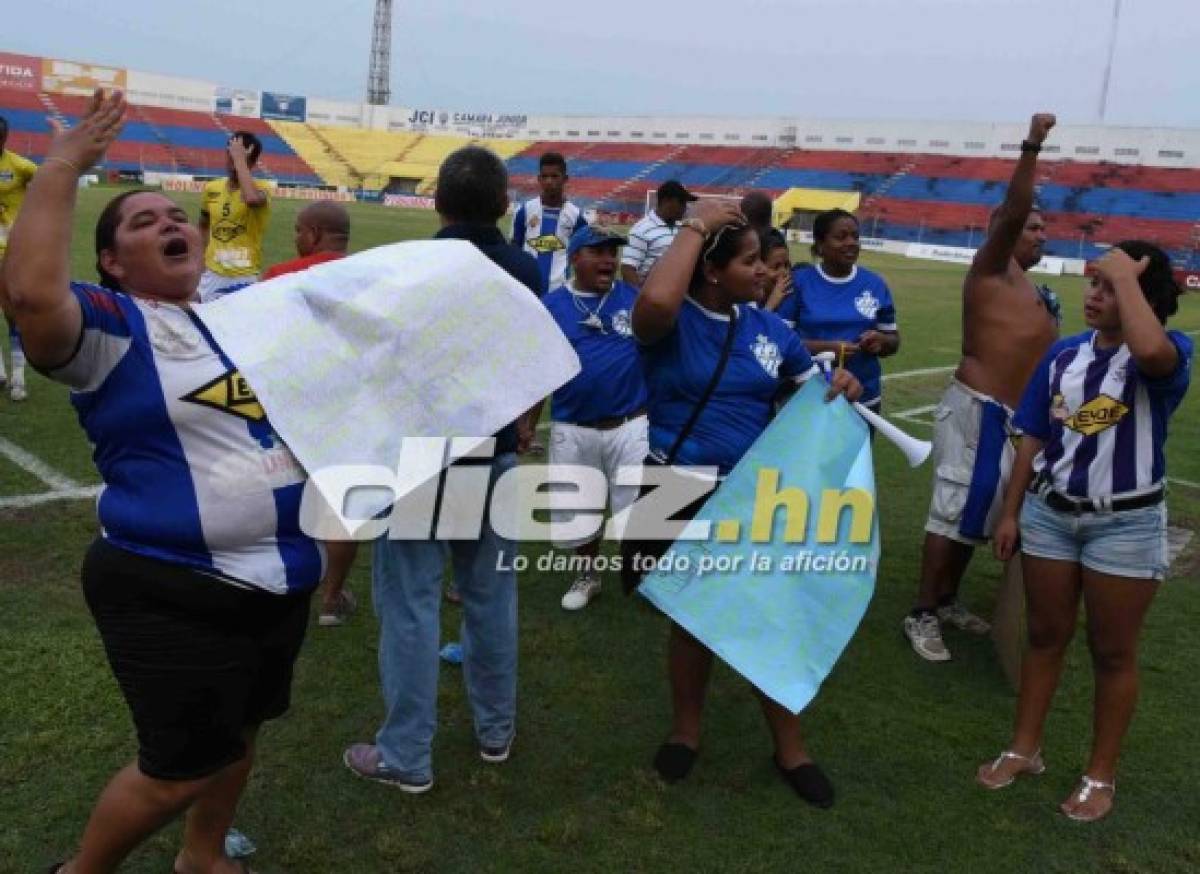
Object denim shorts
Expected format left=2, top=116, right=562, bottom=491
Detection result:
left=1019, top=492, right=1169, bottom=581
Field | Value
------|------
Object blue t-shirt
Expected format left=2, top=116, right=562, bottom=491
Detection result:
left=47, top=283, right=323, bottom=594
left=776, top=264, right=897, bottom=405
left=543, top=280, right=647, bottom=423
left=641, top=297, right=818, bottom=475
left=1014, top=330, right=1192, bottom=498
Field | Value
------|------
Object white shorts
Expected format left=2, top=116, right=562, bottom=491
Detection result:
left=198, top=270, right=257, bottom=303
left=924, top=380, right=1016, bottom=546
left=548, top=416, right=649, bottom=548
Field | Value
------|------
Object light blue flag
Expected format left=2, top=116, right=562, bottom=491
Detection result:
left=639, top=377, right=879, bottom=714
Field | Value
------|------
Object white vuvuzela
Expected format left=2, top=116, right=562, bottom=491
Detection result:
left=812, top=351, right=932, bottom=468
left=852, top=402, right=932, bottom=467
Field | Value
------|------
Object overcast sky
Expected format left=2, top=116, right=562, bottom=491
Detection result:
left=9, top=0, right=1199, bottom=127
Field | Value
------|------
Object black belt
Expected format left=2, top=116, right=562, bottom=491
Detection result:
left=1035, top=483, right=1164, bottom=515
left=572, top=409, right=647, bottom=431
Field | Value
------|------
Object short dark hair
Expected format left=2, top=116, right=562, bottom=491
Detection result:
left=94, top=190, right=148, bottom=290
left=435, top=146, right=509, bottom=224
left=740, top=191, right=773, bottom=229
left=538, top=152, right=567, bottom=174
left=231, top=131, right=263, bottom=164
left=0, top=115, right=8, bottom=140
left=690, top=224, right=755, bottom=292
left=1111, top=240, right=1181, bottom=323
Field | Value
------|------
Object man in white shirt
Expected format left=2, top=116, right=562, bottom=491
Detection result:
left=620, top=180, right=697, bottom=288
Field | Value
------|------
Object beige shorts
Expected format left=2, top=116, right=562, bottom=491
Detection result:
left=924, top=380, right=1015, bottom=546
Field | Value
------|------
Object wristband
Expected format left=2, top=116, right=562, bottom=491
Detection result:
left=1020, top=140, right=1041, bottom=154
left=679, top=217, right=709, bottom=240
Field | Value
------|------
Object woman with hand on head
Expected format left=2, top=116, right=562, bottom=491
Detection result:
left=3, top=91, right=321, bottom=874
left=776, top=209, right=899, bottom=412
left=978, top=242, right=1191, bottom=823
left=628, top=198, right=862, bottom=808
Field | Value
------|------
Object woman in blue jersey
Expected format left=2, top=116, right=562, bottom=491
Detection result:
left=3, top=92, right=320, bottom=873
left=776, top=209, right=899, bottom=410
left=629, top=199, right=862, bottom=808
left=977, top=241, right=1190, bottom=823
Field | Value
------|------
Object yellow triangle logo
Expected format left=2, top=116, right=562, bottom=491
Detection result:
left=1064, top=394, right=1128, bottom=436
left=182, top=370, right=266, bottom=423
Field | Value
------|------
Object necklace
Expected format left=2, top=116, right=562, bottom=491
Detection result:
left=569, top=285, right=612, bottom=332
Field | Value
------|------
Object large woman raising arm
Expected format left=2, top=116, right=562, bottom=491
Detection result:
left=6, top=91, right=323, bottom=874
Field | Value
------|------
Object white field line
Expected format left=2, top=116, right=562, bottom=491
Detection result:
left=0, top=436, right=82, bottom=490
left=0, top=485, right=101, bottom=511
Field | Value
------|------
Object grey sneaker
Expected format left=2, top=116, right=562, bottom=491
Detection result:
left=561, top=575, right=601, bottom=611
left=938, top=600, right=991, bottom=635
left=318, top=589, right=357, bottom=627
left=343, top=743, right=433, bottom=794
left=9, top=383, right=26, bottom=402
left=480, top=733, right=514, bottom=764
left=903, top=613, right=951, bottom=662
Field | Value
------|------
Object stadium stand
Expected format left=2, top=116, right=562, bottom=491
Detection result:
left=503, top=141, right=1200, bottom=267
left=0, top=89, right=323, bottom=185
left=1, top=82, right=1196, bottom=266
left=266, top=124, right=531, bottom=193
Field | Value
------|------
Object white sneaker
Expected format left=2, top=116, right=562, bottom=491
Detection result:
left=9, top=384, right=26, bottom=402
left=937, top=601, right=991, bottom=635
left=561, top=575, right=601, bottom=611
left=903, top=613, right=951, bottom=662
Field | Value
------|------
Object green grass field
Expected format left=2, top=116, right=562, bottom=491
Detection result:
left=1, top=187, right=1198, bottom=873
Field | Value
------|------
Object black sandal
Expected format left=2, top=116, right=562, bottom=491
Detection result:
left=774, top=759, right=835, bottom=808
left=653, top=742, right=699, bottom=783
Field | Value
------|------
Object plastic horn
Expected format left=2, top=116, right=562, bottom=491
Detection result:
left=813, top=351, right=932, bottom=468
left=853, top=401, right=932, bottom=467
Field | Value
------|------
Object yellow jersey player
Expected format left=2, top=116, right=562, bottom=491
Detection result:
left=0, top=114, right=37, bottom=401
left=198, top=131, right=271, bottom=301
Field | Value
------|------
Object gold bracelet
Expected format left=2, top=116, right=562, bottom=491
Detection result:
left=44, top=156, right=82, bottom=174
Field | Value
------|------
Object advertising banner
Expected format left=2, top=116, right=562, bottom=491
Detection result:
left=382, top=194, right=436, bottom=209
left=261, top=91, right=307, bottom=122
left=42, top=57, right=125, bottom=96
left=0, top=52, right=41, bottom=92
left=1174, top=269, right=1200, bottom=292
left=215, top=87, right=260, bottom=117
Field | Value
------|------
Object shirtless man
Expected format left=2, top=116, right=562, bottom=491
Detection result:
left=904, top=113, right=1060, bottom=662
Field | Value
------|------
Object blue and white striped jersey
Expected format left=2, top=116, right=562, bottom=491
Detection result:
left=511, top=197, right=587, bottom=293
left=1014, top=330, right=1192, bottom=498
left=50, top=283, right=323, bottom=594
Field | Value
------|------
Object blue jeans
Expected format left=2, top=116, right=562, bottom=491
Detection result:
left=372, top=453, right=518, bottom=781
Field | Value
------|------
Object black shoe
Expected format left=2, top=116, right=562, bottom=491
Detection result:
left=775, top=759, right=835, bottom=808
left=654, top=742, right=698, bottom=783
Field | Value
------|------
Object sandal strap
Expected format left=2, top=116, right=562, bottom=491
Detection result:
left=1076, top=775, right=1115, bottom=801
left=990, top=749, right=1040, bottom=770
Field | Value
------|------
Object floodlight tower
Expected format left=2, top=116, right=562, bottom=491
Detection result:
left=367, top=0, right=392, bottom=105
left=1097, top=0, right=1121, bottom=123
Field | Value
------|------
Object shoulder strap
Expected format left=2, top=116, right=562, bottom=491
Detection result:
left=665, top=307, right=738, bottom=464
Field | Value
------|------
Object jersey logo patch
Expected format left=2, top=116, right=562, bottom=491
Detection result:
left=752, top=334, right=782, bottom=378
left=183, top=370, right=266, bottom=422
left=528, top=234, right=565, bottom=254
left=1058, top=393, right=1129, bottom=436
left=854, top=290, right=880, bottom=319
left=611, top=309, right=632, bottom=337
left=212, top=223, right=246, bottom=243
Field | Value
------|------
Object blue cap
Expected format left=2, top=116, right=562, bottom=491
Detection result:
left=567, top=224, right=628, bottom=258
